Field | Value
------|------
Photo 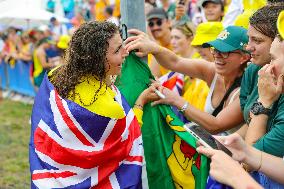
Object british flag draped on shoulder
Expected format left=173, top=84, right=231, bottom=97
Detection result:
left=30, top=75, right=143, bottom=189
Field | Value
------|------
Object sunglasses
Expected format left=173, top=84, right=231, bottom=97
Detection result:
left=210, top=48, right=241, bottom=59
left=148, top=19, right=163, bottom=28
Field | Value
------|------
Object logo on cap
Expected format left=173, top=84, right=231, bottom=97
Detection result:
left=217, top=30, right=230, bottom=40
left=240, top=42, right=247, bottom=51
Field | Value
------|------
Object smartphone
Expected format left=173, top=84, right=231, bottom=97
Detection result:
left=183, top=123, right=232, bottom=156
left=178, top=0, right=185, bottom=5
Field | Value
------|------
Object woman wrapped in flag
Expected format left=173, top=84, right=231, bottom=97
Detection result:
left=29, top=21, right=160, bottom=189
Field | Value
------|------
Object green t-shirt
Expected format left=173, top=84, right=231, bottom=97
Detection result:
left=240, top=63, right=284, bottom=157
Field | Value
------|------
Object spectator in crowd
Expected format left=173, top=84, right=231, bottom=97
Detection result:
left=147, top=8, right=172, bottom=47
left=197, top=23, right=284, bottom=187
left=170, top=21, right=210, bottom=112
left=146, top=8, right=172, bottom=76
left=33, top=38, right=57, bottom=88
left=104, top=6, right=119, bottom=26
left=112, top=0, right=120, bottom=18
left=30, top=21, right=161, bottom=188
left=71, top=11, right=85, bottom=29
left=77, top=0, right=92, bottom=21
left=38, top=25, right=52, bottom=39
left=2, top=27, right=20, bottom=67
left=61, top=0, right=75, bottom=17
left=158, top=0, right=176, bottom=20
left=191, top=21, right=223, bottom=62
left=17, top=32, right=32, bottom=62
left=52, top=34, right=71, bottom=66
left=201, top=0, right=224, bottom=22
left=126, top=4, right=284, bottom=147
left=173, top=0, right=190, bottom=23
left=49, top=17, right=68, bottom=41
left=125, top=25, right=251, bottom=134
left=170, top=21, right=196, bottom=59
left=94, top=0, right=110, bottom=21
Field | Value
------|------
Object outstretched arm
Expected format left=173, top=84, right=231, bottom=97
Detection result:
left=125, top=29, right=216, bottom=84
left=152, top=87, right=244, bottom=134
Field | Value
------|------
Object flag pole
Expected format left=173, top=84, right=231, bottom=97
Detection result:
left=120, top=0, right=147, bottom=63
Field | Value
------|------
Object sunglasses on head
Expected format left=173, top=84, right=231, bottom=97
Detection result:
left=148, top=19, right=163, bottom=28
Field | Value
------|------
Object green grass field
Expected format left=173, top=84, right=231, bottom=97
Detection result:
left=0, top=100, right=32, bottom=189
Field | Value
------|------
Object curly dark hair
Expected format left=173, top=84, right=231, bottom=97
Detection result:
left=51, top=21, right=119, bottom=100
left=249, top=4, right=284, bottom=39
left=267, top=0, right=284, bottom=5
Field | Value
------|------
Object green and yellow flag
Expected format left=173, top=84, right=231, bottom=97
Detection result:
left=117, top=53, right=209, bottom=189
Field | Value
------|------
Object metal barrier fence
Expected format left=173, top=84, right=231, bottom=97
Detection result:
left=0, top=60, right=36, bottom=97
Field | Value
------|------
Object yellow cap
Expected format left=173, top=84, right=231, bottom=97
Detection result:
left=243, top=0, right=266, bottom=12
left=57, top=35, right=71, bottom=50
left=277, top=10, right=284, bottom=39
left=234, top=10, right=254, bottom=29
left=191, top=22, right=224, bottom=46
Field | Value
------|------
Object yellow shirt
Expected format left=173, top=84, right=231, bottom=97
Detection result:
left=148, top=42, right=173, bottom=76
left=95, top=0, right=109, bottom=21
left=33, top=49, right=44, bottom=78
left=113, top=0, right=120, bottom=17
left=70, top=77, right=144, bottom=125
left=48, top=71, right=144, bottom=125
left=182, top=78, right=209, bottom=111
left=182, top=52, right=209, bottom=111
left=243, top=0, right=266, bottom=11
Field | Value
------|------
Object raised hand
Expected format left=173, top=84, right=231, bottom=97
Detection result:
left=124, top=29, right=161, bottom=57
left=258, top=64, right=284, bottom=108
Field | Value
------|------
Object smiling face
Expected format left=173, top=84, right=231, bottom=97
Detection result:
left=270, top=37, right=284, bottom=81
left=246, top=25, right=273, bottom=66
left=212, top=49, right=250, bottom=76
left=148, top=18, right=170, bottom=40
left=203, top=2, right=223, bottom=22
left=105, top=32, right=128, bottom=76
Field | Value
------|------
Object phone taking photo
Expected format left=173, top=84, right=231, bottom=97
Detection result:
left=183, top=123, right=232, bottom=156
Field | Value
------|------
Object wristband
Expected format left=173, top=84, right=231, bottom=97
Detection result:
left=179, top=102, right=189, bottom=114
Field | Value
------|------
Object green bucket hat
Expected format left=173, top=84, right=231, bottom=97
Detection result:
left=202, top=26, right=249, bottom=53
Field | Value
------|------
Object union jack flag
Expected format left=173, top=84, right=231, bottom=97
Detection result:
left=159, top=72, right=184, bottom=95
left=30, top=76, right=143, bottom=189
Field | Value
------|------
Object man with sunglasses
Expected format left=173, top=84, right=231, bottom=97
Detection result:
left=147, top=8, right=172, bottom=49
left=125, top=25, right=251, bottom=134
left=146, top=8, right=173, bottom=76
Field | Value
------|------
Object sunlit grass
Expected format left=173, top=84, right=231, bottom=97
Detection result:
left=0, top=100, right=32, bottom=188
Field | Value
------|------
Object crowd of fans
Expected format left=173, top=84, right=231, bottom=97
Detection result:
left=1, top=0, right=284, bottom=188
left=0, top=0, right=274, bottom=91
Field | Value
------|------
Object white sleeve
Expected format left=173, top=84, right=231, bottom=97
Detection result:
left=222, top=0, right=244, bottom=28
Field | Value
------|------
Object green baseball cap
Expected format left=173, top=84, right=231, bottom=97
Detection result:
left=202, top=26, right=249, bottom=53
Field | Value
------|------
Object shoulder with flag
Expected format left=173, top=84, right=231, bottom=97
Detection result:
left=30, top=73, right=143, bottom=189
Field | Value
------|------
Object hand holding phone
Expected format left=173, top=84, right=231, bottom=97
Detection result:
left=184, top=123, right=232, bottom=156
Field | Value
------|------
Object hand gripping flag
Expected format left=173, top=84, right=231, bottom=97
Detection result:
left=159, top=71, right=184, bottom=96
left=30, top=75, right=143, bottom=189
left=117, top=53, right=209, bottom=189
